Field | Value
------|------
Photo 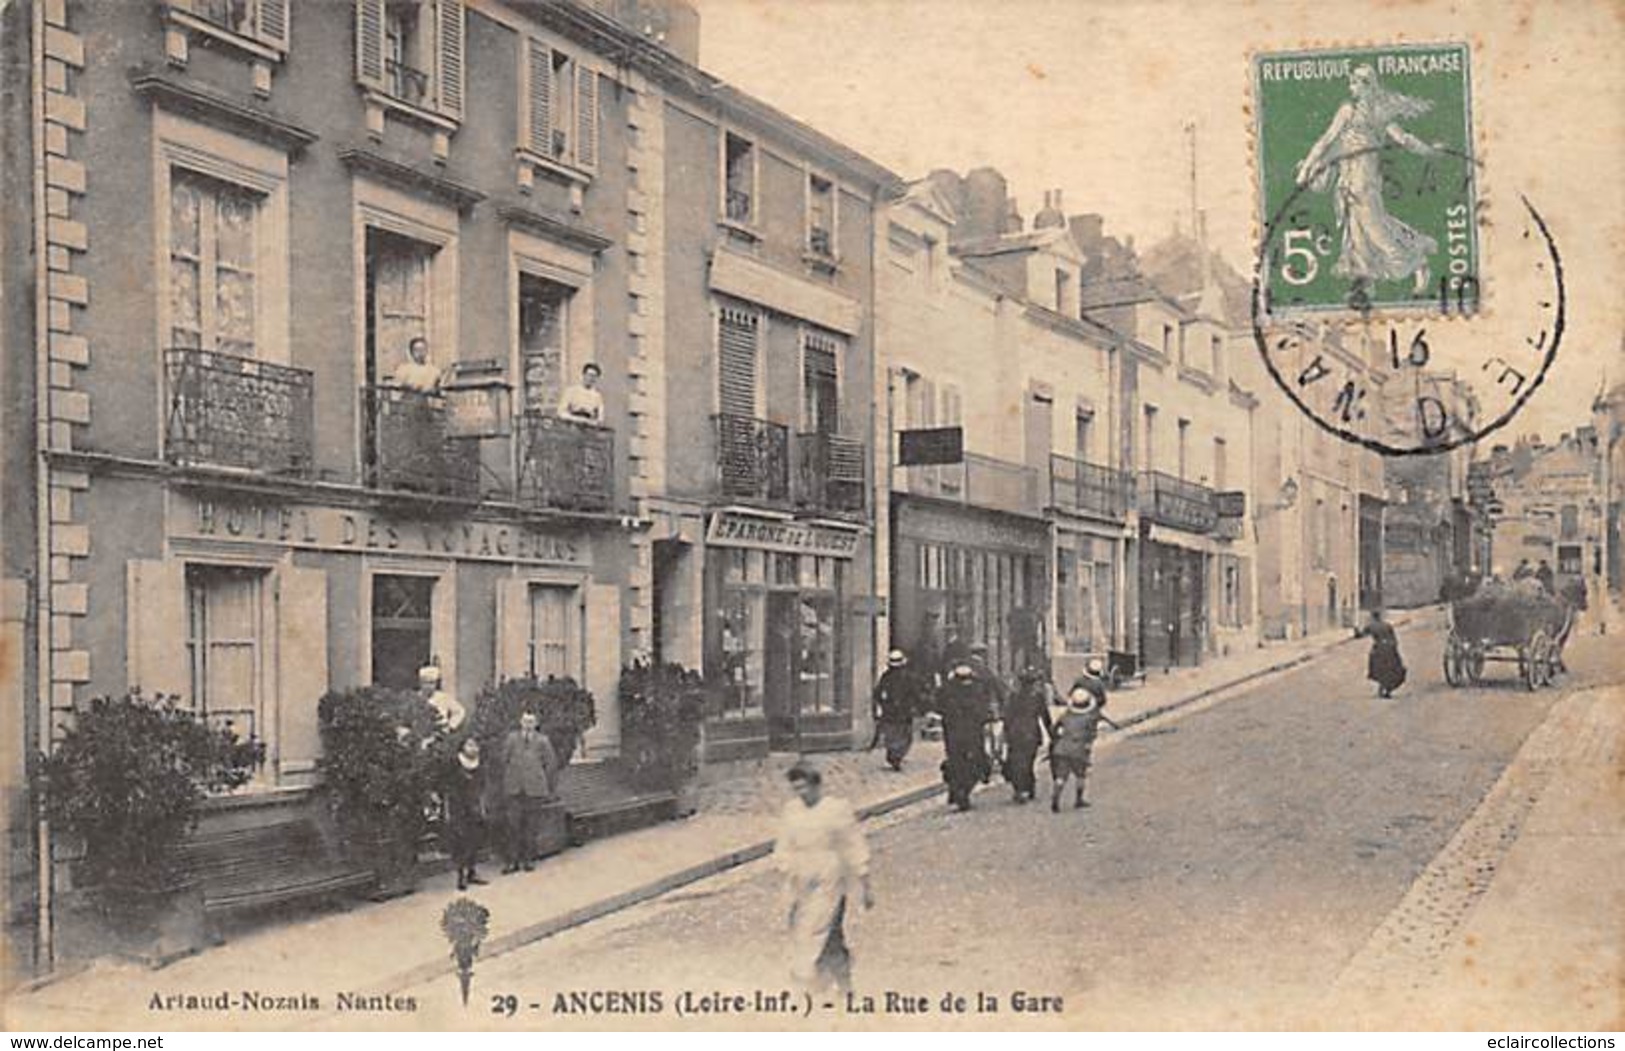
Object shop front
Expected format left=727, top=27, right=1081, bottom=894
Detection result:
left=1052, top=524, right=1129, bottom=685
left=702, top=510, right=864, bottom=758
left=1138, top=525, right=1209, bottom=668
left=891, top=497, right=1049, bottom=682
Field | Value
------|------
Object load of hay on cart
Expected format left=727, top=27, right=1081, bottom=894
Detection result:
left=1443, top=579, right=1578, bottom=691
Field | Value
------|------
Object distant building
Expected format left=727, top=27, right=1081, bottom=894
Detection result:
left=1477, top=431, right=1607, bottom=600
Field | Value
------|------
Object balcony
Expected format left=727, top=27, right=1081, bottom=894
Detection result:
left=901, top=453, right=1040, bottom=517
left=164, top=347, right=314, bottom=476
left=1050, top=455, right=1133, bottom=521
left=715, top=414, right=789, bottom=504
left=518, top=414, right=615, bottom=512
left=385, top=59, right=431, bottom=107
left=363, top=385, right=480, bottom=500
left=173, top=0, right=253, bottom=34
left=1138, top=470, right=1217, bottom=533
left=794, top=431, right=866, bottom=515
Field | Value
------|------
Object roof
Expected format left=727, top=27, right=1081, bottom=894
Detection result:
left=953, top=227, right=1070, bottom=259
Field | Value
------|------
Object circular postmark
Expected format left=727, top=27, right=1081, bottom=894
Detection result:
left=1250, top=149, right=1565, bottom=458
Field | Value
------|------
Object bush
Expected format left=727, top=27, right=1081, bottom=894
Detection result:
left=468, top=676, right=596, bottom=770
left=36, top=690, right=263, bottom=902
left=618, top=662, right=706, bottom=791
left=317, top=686, right=440, bottom=852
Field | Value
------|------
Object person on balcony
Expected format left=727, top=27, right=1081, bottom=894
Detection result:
left=392, top=336, right=444, bottom=394
left=557, top=362, right=605, bottom=425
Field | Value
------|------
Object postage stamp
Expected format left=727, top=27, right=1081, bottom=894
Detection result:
left=1253, top=42, right=1479, bottom=317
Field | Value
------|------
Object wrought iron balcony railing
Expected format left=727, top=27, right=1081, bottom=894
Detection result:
left=174, top=0, right=254, bottom=34
left=794, top=431, right=866, bottom=515
left=363, top=385, right=480, bottom=500
left=715, top=413, right=789, bottom=503
left=164, top=347, right=314, bottom=476
left=1050, top=454, right=1133, bottom=520
left=808, top=226, right=834, bottom=257
left=725, top=188, right=753, bottom=223
left=901, top=452, right=1041, bottom=516
left=518, top=414, right=615, bottom=512
left=1138, top=470, right=1217, bottom=533
left=385, top=59, right=431, bottom=106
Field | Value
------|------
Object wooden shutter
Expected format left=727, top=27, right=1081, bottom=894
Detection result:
left=803, top=333, right=838, bottom=433
left=582, top=583, right=621, bottom=755
left=127, top=560, right=189, bottom=701
left=495, top=576, right=531, bottom=680
left=276, top=564, right=328, bottom=785
left=435, top=0, right=465, bottom=120
left=355, top=0, right=385, bottom=90
left=256, top=0, right=289, bottom=49
left=718, top=306, right=759, bottom=419
left=525, top=39, right=552, bottom=155
left=575, top=65, right=599, bottom=170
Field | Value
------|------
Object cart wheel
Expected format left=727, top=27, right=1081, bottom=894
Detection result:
left=1464, top=644, right=1485, bottom=685
left=1532, top=631, right=1555, bottom=688
left=1443, top=637, right=1463, bottom=687
left=1521, top=634, right=1547, bottom=692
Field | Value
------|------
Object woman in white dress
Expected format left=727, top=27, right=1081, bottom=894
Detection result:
left=1295, top=64, right=1442, bottom=295
left=774, top=763, right=873, bottom=995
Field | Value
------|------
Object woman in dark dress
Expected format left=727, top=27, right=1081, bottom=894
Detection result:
left=443, top=736, right=489, bottom=890
left=934, top=664, right=993, bottom=812
left=1355, top=609, right=1406, bottom=698
left=1002, top=667, right=1055, bottom=803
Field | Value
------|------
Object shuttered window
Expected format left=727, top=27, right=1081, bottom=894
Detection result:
left=168, top=0, right=289, bottom=50
left=356, top=0, right=464, bottom=121
left=802, top=330, right=840, bottom=434
left=186, top=565, right=267, bottom=747
left=718, top=306, right=759, bottom=419
left=522, top=38, right=599, bottom=172
left=528, top=584, right=579, bottom=680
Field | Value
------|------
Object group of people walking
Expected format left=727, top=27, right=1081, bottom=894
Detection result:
left=871, top=645, right=1121, bottom=814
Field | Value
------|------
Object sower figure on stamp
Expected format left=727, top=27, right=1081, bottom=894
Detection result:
left=1050, top=660, right=1120, bottom=813
left=774, top=763, right=872, bottom=997
left=872, top=649, right=924, bottom=772
left=1003, top=667, right=1055, bottom=804
left=500, top=711, right=558, bottom=873
left=935, top=662, right=994, bottom=812
left=1295, top=64, right=1444, bottom=296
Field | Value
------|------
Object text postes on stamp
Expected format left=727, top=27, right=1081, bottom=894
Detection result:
left=1254, top=42, right=1478, bottom=318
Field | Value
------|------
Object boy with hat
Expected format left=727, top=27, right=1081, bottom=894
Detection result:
left=1049, top=658, right=1120, bottom=813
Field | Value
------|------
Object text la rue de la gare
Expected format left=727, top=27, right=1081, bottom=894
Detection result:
left=545, top=988, right=1064, bottom=1017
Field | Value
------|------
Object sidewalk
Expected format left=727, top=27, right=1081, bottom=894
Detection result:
left=1325, top=677, right=1622, bottom=1029
left=4, top=617, right=1404, bottom=1029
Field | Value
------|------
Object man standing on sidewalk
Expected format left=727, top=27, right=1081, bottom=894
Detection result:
left=501, top=711, right=558, bottom=873
left=872, top=649, right=925, bottom=771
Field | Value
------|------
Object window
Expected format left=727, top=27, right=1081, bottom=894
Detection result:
left=356, top=0, right=464, bottom=122
left=169, top=170, right=261, bottom=358
left=1313, top=498, right=1329, bottom=570
left=1177, top=419, right=1191, bottom=481
left=901, top=369, right=934, bottom=430
left=166, top=0, right=289, bottom=56
left=1211, top=334, right=1224, bottom=378
left=1055, top=268, right=1073, bottom=315
left=1075, top=408, right=1094, bottom=462
left=802, top=330, right=841, bottom=434
left=723, top=133, right=756, bottom=224
left=807, top=173, right=835, bottom=256
left=528, top=584, right=580, bottom=680
left=1214, top=437, right=1228, bottom=491
left=716, top=549, right=765, bottom=719
left=367, top=229, right=438, bottom=385
left=1161, top=323, right=1174, bottom=358
left=1560, top=504, right=1580, bottom=540
left=519, top=275, right=574, bottom=415
left=1142, top=405, right=1157, bottom=473
left=521, top=38, right=599, bottom=171
left=186, top=565, right=268, bottom=745
left=1218, top=554, right=1248, bottom=627
left=371, top=574, right=435, bottom=690
left=718, top=304, right=761, bottom=419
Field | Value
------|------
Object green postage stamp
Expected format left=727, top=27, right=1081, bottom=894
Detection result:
left=1253, top=42, right=1479, bottom=317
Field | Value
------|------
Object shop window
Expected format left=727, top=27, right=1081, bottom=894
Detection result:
left=186, top=565, right=268, bottom=746
left=528, top=584, right=580, bottom=680
left=169, top=170, right=262, bottom=358
left=716, top=550, right=765, bottom=719
left=371, top=574, right=435, bottom=690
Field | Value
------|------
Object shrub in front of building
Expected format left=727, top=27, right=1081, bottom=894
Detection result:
left=36, top=689, right=263, bottom=963
left=317, top=686, right=441, bottom=893
left=618, top=661, right=706, bottom=793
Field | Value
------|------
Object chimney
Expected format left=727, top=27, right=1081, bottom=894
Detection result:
left=1034, top=188, right=1065, bottom=231
left=1003, top=195, right=1024, bottom=234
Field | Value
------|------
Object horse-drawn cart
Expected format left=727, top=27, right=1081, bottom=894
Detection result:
left=1443, top=580, right=1575, bottom=691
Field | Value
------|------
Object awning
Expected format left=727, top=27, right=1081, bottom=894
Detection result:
left=1144, top=522, right=1223, bottom=555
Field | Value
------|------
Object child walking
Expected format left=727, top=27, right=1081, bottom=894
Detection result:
left=1049, top=664, right=1121, bottom=813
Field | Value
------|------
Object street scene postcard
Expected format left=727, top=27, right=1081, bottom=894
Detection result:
left=2, top=0, right=1622, bottom=1035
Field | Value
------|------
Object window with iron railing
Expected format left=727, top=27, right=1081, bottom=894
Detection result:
left=723, top=133, right=756, bottom=226
left=167, top=0, right=289, bottom=53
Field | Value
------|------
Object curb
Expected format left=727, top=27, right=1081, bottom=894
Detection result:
left=341, top=615, right=1435, bottom=1005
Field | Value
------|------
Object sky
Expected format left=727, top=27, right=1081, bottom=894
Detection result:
left=688, top=0, right=1625, bottom=444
